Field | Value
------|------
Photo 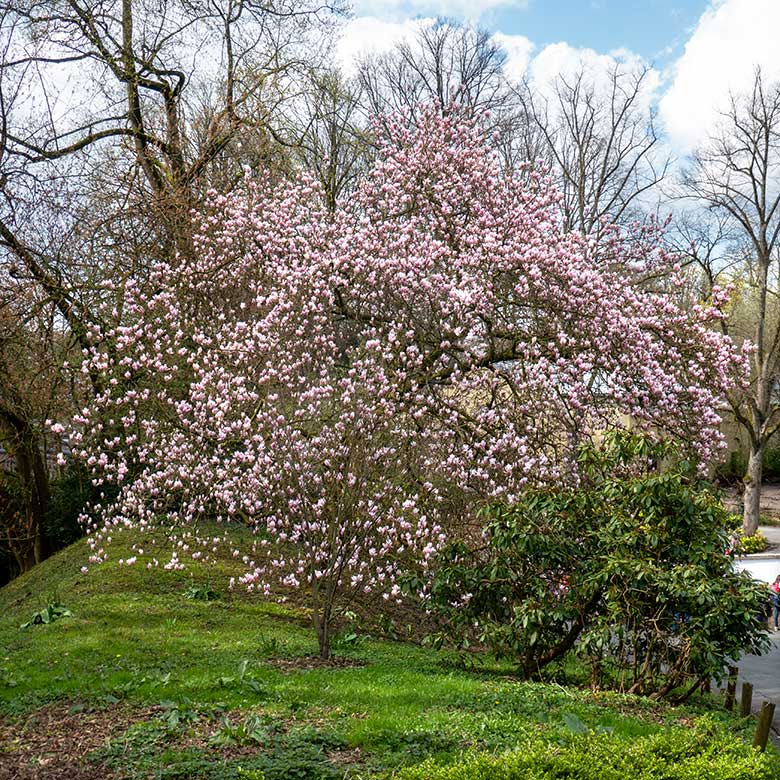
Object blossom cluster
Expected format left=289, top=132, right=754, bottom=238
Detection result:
left=67, top=106, right=746, bottom=634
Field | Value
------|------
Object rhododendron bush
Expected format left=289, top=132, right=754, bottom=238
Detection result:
left=69, top=107, right=745, bottom=658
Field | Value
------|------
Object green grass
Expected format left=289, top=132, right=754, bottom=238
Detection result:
left=1, top=528, right=778, bottom=779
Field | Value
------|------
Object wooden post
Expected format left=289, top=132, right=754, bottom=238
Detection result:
left=753, top=701, right=776, bottom=751
left=724, top=666, right=738, bottom=711
left=740, top=682, right=754, bottom=718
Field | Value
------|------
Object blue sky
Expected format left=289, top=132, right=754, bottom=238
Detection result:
left=488, top=1, right=708, bottom=65
left=340, top=0, right=780, bottom=152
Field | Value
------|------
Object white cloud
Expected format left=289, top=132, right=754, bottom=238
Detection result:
left=337, top=17, right=534, bottom=83
left=525, top=42, right=659, bottom=115
left=491, top=32, right=535, bottom=83
left=336, top=16, right=434, bottom=74
left=660, top=0, right=780, bottom=152
left=529, top=43, right=652, bottom=92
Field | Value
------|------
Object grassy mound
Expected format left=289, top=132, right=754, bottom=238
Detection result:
left=1, top=528, right=777, bottom=779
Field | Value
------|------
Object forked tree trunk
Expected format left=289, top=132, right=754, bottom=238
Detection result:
left=743, top=444, right=763, bottom=537
left=311, top=587, right=334, bottom=660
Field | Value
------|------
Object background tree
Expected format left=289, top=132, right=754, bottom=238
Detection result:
left=0, top=278, right=71, bottom=575
left=682, top=69, right=780, bottom=535
left=286, top=68, right=369, bottom=212
left=516, top=63, right=667, bottom=238
left=0, top=0, right=343, bottom=576
left=358, top=21, right=510, bottom=117
left=356, top=19, right=524, bottom=166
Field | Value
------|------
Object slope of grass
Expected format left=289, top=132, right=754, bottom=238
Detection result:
left=1, top=527, right=778, bottom=779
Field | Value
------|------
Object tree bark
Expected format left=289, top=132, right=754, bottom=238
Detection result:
left=311, top=583, right=333, bottom=660
left=317, top=616, right=332, bottom=660
left=0, top=407, right=51, bottom=573
left=743, top=443, right=763, bottom=536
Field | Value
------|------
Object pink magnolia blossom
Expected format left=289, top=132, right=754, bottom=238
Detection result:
left=69, top=106, right=745, bottom=658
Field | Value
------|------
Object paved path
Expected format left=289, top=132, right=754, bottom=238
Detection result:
left=759, top=523, right=780, bottom=549
left=723, top=485, right=780, bottom=517
left=724, top=485, right=780, bottom=517
left=732, top=630, right=780, bottom=734
left=733, top=525, right=780, bottom=736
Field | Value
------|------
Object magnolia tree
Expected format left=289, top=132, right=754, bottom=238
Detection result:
left=68, top=107, right=746, bottom=659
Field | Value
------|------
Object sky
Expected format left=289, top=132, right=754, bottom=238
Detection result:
left=336, top=0, right=780, bottom=153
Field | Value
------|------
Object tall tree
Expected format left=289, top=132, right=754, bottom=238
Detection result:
left=287, top=68, right=369, bottom=212
left=0, top=280, right=70, bottom=574
left=682, top=69, right=780, bottom=535
left=358, top=21, right=511, bottom=117
left=355, top=19, right=522, bottom=160
left=0, top=0, right=342, bottom=575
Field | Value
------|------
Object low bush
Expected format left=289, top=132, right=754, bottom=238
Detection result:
left=732, top=532, right=770, bottom=555
left=724, top=516, right=771, bottom=554
left=399, top=718, right=776, bottom=780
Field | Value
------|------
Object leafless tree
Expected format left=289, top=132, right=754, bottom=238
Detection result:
left=681, top=69, right=780, bottom=534
left=0, top=0, right=342, bottom=269
left=287, top=68, right=369, bottom=212
left=516, top=64, right=668, bottom=238
left=358, top=21, right=510, bottom=115
left=355, top=19, right=525, bottom=164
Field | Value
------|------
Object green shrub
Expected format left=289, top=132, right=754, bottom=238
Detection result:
left=424, top=433, right=770, bottom=695
left=733, top=531, right=770, bottom=555
left=398, top=720, right=777, bottom=780
left=44, top=464, right=89, bottom=550
left=1, top=462, right=88, bottom=585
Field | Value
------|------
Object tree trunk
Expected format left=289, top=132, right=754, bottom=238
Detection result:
left=743, top=443, right=763, bottom=536
left=311, top=587, right=333, bottom=660
left=0, top=408, right=51, bottom=573
left=317, top=617, right=332, bottom=661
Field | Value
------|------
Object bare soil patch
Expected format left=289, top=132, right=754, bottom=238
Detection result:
left=0, top=703, right=157, bottom=780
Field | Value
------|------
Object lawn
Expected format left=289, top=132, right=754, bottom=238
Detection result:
left=0, top=527, right=777, bottom=779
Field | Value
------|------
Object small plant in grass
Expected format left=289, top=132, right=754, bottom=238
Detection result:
left=210, top=713, right=270, bottom=747
left=216, top=659, right=268, bottom=697
left=330, top=609, right=368, bottom=654
left=158, top=698, right=200, bottom=732
left=256, top=635, right=284, bottom=657
left=183, top=582, right=220, bottom=601
left=20, top=600, right=72, bottom=629
left=330, top=630, right=366, bottom=655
